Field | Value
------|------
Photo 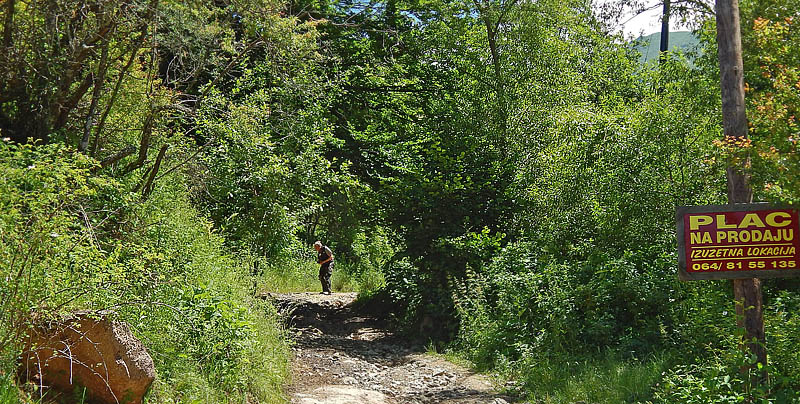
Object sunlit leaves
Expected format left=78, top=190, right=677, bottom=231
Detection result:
left=743, top=12, right=800, bottom=204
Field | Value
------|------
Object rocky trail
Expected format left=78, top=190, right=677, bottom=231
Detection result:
left=265, top=292, right=516, bottom=404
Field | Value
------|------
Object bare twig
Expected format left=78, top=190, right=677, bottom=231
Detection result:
left=107, top=300, right=188, bottom=319
left=79, top=204, right=98, bottom=248
left=123, top=113, right=154, bottom=174
left=80, top=38, right=110, bottom=152
left=155, top=139, right=214, bottom=181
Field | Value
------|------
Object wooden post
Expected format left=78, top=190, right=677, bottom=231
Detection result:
left=659, top=0, right=670, bottom=64
left=715, top=0, right=767, bottom=385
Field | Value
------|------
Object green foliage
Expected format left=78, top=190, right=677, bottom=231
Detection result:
left=0, top=143, right=288, bottom=402
left=652, top=354, right=800, bottom=404
left=342, top=226, right=395, bottom=292
left=193, top=38, right=372, bottom=260
left=0, top=370, right=24, bottom=404
left=174, top=285, right=254, bottom=387
left=3, top=0, right=800, bottom=400
left=0, top=142, right=120, bottom=353
left=741, top=2, right=800, bottom=205
left=454, top=242, right=681, bottom=363
left=0, top=0, right=155, bottom=144
left=112, top=169, right=290, bottom=403
left=519, top=351, right=672, bottom=404
left=252, top=255, right=323, bottom=293
left=763, top=288, right=800, bottom=392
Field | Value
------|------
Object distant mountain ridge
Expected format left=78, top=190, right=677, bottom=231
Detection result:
left=632, top=31, right=700, bottom=63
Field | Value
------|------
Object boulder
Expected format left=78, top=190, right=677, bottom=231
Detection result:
left=20, top=312, right=155, bottom=404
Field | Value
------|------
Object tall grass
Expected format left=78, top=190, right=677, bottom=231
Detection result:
left=254, top=258, right=328, bottom=293
left=0, top=372, right=22, bottom=404
left=119, top=179, right=291, bottom=403
left=519, top=351, right=672, bottom=403
left=253, top=257, right=384, bottom=294
left=0, top=144, right=292, bottom=403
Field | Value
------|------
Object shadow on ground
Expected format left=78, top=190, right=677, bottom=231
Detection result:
left=263, top=292, right=517, bottom=404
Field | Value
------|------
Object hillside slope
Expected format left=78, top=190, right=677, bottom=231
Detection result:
left=632, top=31, right=700, bottom=63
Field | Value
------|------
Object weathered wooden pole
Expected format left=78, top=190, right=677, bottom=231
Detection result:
left=659, top=0, right=670, bottom=64
left=714, top=0, right=768, bottom=385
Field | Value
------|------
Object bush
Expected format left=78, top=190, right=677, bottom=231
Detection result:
left=451, top=233, right=800, bottom=402
left=653, top=358, right=800, bottom=404
left=453, top=240, right=682, bottom=366
left=0, top=142, right=120, bottom=358
left=0, top=142, right=289, bottom=403
left=111, top=167, right=290, bottom=403
left=382, top=258, right=425, bottom=326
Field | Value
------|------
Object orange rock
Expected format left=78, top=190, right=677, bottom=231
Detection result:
left=20, top=312, right=155, bottom=404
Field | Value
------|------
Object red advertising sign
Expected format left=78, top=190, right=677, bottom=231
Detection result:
left=677, top=204, right=800, bottom=280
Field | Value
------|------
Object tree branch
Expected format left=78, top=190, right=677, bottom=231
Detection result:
left=141, top=144, right=168, bottom=199
left=92, top=38, right=148, bottom=156
left=53, top=71, right=95, bottom=131
left=80, top=39, right=110, bottom=152
left=344, top=85, right=437, bottom=93
left=2, top=0, right=15, bottom=49
left=92, top=146, right=137, bottom=172
left=123, top=114, right=154, bottom=174
left=155, top=139, right=213, bottom=181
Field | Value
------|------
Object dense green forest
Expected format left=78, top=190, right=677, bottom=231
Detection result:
left=1, top=0, right=799, bottom=401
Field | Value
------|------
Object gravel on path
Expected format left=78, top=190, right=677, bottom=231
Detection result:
left=264, top=292, right=515, bottom=404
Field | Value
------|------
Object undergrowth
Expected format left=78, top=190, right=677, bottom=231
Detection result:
left=445, top=239, right=800, bottom=403
left=0, top=143, right=289, bottom=403
left=253, top=256, right=385, bottom=294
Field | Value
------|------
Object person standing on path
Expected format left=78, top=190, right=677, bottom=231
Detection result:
left=314, top=241, right=334, bottom=295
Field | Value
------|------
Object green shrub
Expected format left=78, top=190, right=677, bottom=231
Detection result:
left=250, top=253, right=322, bottom=293
left=113, top=170, right=290, bottom=403
left=0, top=371, right=23, bottom=404
left=0, top=142, right=121, bottom=356
left=765, top=289, right=800, bottom=389
left=382, top=258, right=425, bottom=326
left=0, top=142, right=289, bottom=403
left=452, top=234, right=800, bottom=402
left=453, top=240, right=683, bottom=366
left=344, top=226, right=394, bottom=293
left=652, top=358, right=800, bottom=404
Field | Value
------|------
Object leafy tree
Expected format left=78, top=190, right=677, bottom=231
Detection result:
left=740, top=0, right=800, bottom=204
left=0, top=0, right=157, bottom=146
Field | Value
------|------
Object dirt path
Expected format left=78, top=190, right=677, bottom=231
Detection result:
left=265, top=292, right=515, bottom=404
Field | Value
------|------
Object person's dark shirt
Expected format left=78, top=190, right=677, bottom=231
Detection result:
left=317, top=245, right=333, bottom=265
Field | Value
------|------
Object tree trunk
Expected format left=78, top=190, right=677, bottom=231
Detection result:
left=141, top=144, right=168, bottom=199
left=2, top=0, right=15, bottom=50
left=715, top=0, right=767, bottom=386
left=481, top=12, right=508, bottom=145
left=92, top=48, right=138, bottom=156
left=80, top=41, right=110, bottom=152
left=92, top=0, right=159, bottom=156
left=659, top=0, right=670, bottom=64
left=124, top=114, right=154, bottom=174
